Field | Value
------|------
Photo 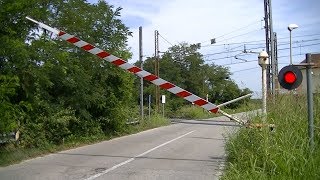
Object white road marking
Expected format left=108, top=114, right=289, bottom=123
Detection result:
left=85, top=130, right=195, bottom=180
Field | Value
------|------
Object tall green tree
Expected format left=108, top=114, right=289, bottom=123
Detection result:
left=1, top=0, right=136, bottom=146
left=137, top=43, right=252, bottom=111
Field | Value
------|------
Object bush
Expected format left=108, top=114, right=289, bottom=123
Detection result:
left=0, top=75, right=20, bottom=133
left=43, top=109, right=77, bottom=144
left=20, top=122, right=49, bottom=148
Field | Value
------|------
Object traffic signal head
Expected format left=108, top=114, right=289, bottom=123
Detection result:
left=278, top=65, right=303, bottom=90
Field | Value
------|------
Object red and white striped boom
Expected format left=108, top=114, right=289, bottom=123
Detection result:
left=26, top=17, right=248, bottom=125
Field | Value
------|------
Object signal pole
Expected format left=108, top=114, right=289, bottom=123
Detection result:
left=139, top=26, right=144, bottom=120
left=274, top=32, right=279, bottom=94
left=264, top=0, right=270, bottom=95
left=154, top=30, right=160, bottom=113
left=264, top=0, right=276, bottom=98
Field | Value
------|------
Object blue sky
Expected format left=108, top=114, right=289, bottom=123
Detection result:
left=88, top=0, right=320, bottom=97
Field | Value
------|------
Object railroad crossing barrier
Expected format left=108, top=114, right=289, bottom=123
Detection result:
left=26, top=17, right=251, bottom=126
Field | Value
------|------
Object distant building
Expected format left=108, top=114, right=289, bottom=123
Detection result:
left=298, top=54, right=320, bottom=93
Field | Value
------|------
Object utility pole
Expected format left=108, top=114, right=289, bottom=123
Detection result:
left=269, top=0, right=276, bottom=98
left=264, top=0, right=276, bottom=98
left=263, top=0, right=270, bottom=95
left=139, top=26, right=144, bottom=120
left=274, top=32, right=279, bottom=95
left=154, top=30, right=160, bottom=113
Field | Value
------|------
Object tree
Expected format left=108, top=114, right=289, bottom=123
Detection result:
left=0, top=0, right=136, bottom=145
left=136, top=42, right=251, bottom=112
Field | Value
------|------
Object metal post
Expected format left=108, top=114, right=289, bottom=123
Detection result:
left=139, top=26, right=144, bottom=120
left=289, top=31, right=292, bottom=65
left=274, top=32, right=279, bottom=95
left=148, top=95, right=151, bottom=120
left=162, top=103, right=165, bottom=117
left=306, top=53, right=314, bottom=149
left=154, top=30, right=160, bottom=113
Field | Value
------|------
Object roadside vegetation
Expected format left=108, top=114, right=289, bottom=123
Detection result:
left=222, top=94, right=320, bottom=179
left=171, top=99, right=260, bottom=119
left=0, top=114, right=169, bottom=167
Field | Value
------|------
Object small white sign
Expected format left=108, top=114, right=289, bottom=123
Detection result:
left=161, top=95, right=166, bottom=104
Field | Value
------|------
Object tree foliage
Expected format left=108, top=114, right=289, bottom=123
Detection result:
left=137, top=43, right=252, bottom=111
left=0, top=0, right=135, bottom=147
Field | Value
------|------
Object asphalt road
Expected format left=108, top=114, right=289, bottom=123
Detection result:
left=0, top=114, right=247, bottom=180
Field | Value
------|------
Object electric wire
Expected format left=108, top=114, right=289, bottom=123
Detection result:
left=232, top=67, right=260, bottom=73
left=158, top=33, right=174, bottom=46
left=223, top=29, right=262, bottom=41
left=202, top=38, right=320, bottom=58
left=204, top=40, right=320, bottom=61
left=198, top=20, right=263, bottom=44
left=200, top=33, right=320, bottom=48
left=205, top=59, right=257, bottom=65
left=221, top=59, right=257, bottom=66
left=278, top=42, right=320, bottom=51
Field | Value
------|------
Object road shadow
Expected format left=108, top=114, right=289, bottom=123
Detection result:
left=171, top=119, right=232, bottom=123
left=171, top=119, right=241, bottom=127
left=56, top=152, right=224, bottom=163
left=187, top=136, right=226, bottom=141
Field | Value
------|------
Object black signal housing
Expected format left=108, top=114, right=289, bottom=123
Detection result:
left=278, top=65, right=303, bottom=90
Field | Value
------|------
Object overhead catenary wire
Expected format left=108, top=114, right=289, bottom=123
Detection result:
left=144, top=34, right=320, bottom=63
left=278, top=53, right=313, bottom=59
left=206, top=52, right=314, bottom=66
left=206, top=59, right=257, bottom=65
left=200, top=33, right=320, bottom=48
left=198, top=19, right=263, bottom=44
left=277, top=42, right=320, bottom=51
left=140, top=38, right=320, bottom=59
left=232, top=67, right=260, bottom=73
left=204, top=40, right=320, bottom=61
left=202, top=38, right=320, bottom=58
left=158, top=33, right=174, bottom=46
left=222, top=59, right=257, bottom=66
left=222, top=29, right=263, bottom=42
left=203, top=44, right=244, bottom=56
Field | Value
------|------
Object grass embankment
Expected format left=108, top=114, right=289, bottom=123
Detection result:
left=222, top=94, right=320, bottom=179
left=0, top=114, right=169, bottom=167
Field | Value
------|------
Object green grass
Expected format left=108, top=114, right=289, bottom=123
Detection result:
left=223, top=99, right=261, bottom=115
left=0, top=114, right=169, bottom=167
left=222, top=94, right=320, bottom=179
left=173, top=105, right=216, bottom=119
left=123, top=114, right=170, bottom=134
left=173, top=100, right=260, bottom=120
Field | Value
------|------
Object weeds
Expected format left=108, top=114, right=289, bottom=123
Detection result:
left=222, top=94, right=320, bottom=179
left=173, top=100, right=260, bottom=119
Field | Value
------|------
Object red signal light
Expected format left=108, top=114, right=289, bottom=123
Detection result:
left=284, top=71, right=296, bottom=84
left=278, top=65, right=303, bottom=90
